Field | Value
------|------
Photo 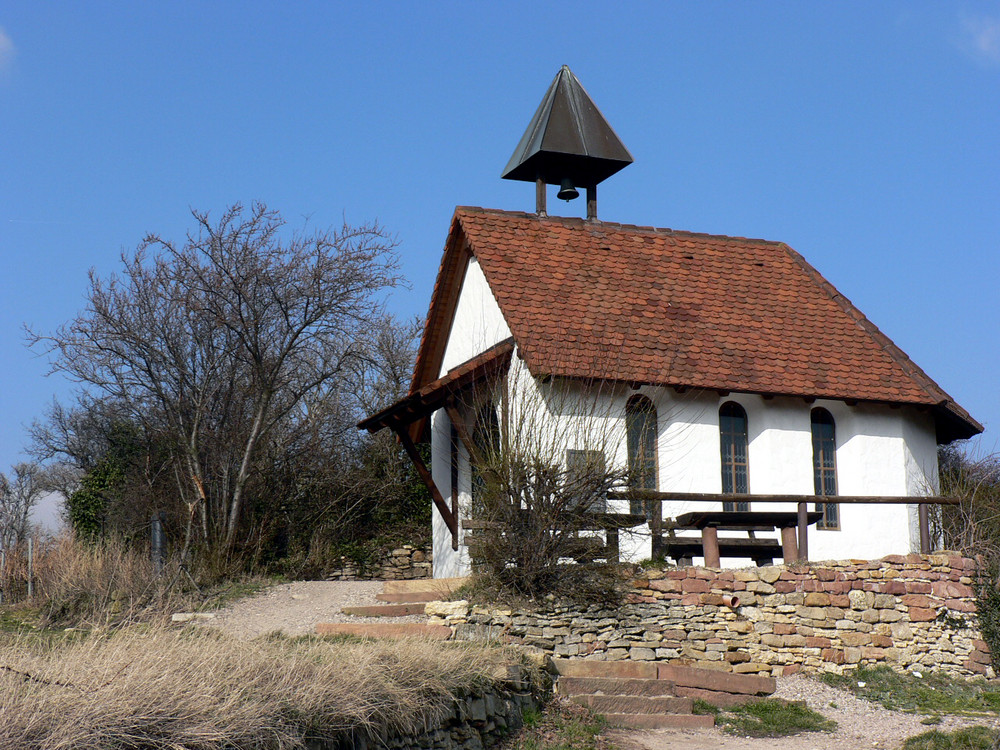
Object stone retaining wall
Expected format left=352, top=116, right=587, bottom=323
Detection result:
left=326, top=544, right=432, bottom=581
left=313, top=669, right=544, bottom=750
left=435, top=554, right=993, bottom=679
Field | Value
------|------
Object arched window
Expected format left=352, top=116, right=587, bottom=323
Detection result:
left=720, top=402, right=749, bottom=511
left=626, top=395, right=658, bottom=516
left=471, top=401, right=500, bottom=513
left=811, top=408, right=839, bottom=529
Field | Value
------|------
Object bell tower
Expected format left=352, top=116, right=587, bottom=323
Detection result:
left=502, top=65, right=633, bottom=221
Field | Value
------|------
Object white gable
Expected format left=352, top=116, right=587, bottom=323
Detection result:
left=438, top=256, right=511, bottom=376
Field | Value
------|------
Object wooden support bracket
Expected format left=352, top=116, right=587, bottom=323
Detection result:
left=391, top=421, right=458, bottom=550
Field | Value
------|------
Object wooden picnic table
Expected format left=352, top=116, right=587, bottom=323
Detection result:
left=667, top=510, right=824, bottom=567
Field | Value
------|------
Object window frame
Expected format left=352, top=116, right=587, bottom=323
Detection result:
left=625, top=394, right=658, bottom=517
left=719, top=401, right=750, bottom=512
left=811, top=407, right=839, bottom=530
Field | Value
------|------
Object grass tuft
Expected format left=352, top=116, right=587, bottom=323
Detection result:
left=504, top=699, right=609, bottom=750
left=819, top=665, right=1000, bottom=716
left=715, top=699, right=837, bottom=737
left=902, top=726, right=999, bottom=750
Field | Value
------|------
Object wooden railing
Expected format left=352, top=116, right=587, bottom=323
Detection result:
left=610, top=492, right=960, bottom=563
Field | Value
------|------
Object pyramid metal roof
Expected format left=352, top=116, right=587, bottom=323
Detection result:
left=501, top=65, right=633, bottom=188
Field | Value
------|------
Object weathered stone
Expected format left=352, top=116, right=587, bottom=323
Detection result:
left=759, top=566, right=782, bottom=584
left=804, top=592, right=831, bottom=606
left=840, top=632, right=871, bottom=647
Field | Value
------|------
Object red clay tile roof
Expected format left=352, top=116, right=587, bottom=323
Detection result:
left=360, top=339, right=514, bottom=434
left=412, top=207, right=980, bottom=442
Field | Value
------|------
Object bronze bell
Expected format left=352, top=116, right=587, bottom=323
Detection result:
left=557, top=178, right=579, bottom=201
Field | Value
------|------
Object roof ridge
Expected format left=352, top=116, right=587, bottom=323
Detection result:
left=453, top=205, right=785, bottom=247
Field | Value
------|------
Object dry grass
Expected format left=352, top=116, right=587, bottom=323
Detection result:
left=0, top=626, right=525, bottom=749
left=2, top=535, right=192, bottom=627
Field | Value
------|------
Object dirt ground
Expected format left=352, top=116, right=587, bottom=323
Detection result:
left=204, top=580, right=1000, bottom=750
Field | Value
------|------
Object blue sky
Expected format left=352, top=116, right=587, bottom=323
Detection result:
left=1, top=2, right=999, bottom=478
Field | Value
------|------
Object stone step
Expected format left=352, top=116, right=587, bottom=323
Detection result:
left=656, top=664, right=776, bottom=696
left=676, top=686, right=758, bottom=708
left=601, top=713, right=715, bottom=730
left=571, top=694, right=694, bottom=715
left=382, top=577, right=468, bottom=595
left=375, top=591, right=443, bottom=603
left=557, top=677, right=677, bottom=698
left=341, top=603, right=426, bottom=617
left=316, top=623, right=451, bottom=639
left=551, top=659, right=658, bottom=680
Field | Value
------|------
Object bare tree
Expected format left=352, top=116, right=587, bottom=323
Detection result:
left=29, top=203, right=401, bottom=556
left=0, top=463, right=49, bottom=550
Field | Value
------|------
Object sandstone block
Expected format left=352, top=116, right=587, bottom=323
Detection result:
left=759, top=566, right=782, bottom=584
left=840, top=632, right=870, bottom=647
left=908, top=607, right=937, bottom=622
left=805, top=592, right=831, bottom=606
left=874, top=594, right=897, bottom=609
left=822, top=648, right=845, bottom=664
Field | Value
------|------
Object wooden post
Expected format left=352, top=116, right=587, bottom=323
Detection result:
left=650, top=497, right=663, bottom=560
left=702, top=526, right=721, bottom=568
left=780, top=526, right=799, bottom=563
left=586, top=185, right=598, bottom=221
left=919, top=504, right=930, bottom=554
left=797, top=501, right=808, bottom=562
left=536, top=177, right=547, bottom=217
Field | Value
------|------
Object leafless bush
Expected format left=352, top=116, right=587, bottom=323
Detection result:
left=465, top=365, right=633, bottom=603
left=0, top=463, right=49, bottom=551
left=937, top=445, right=1000, bottom=673
left=0, top=628, right=523, bottom=750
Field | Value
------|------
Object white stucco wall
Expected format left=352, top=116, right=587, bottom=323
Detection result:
left=428, top=262, right=943, bottom=575
left=438, top=257, right=511, bottom=376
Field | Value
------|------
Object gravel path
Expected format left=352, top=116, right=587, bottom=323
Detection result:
left=200, top=580, right=428, bottom=640
left=610, top=674, right=1000, bottom=750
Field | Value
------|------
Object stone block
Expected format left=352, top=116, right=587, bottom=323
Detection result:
left=805, top=636, right=832, bottom=648
left=822, top=648, right=845, bottom=664
left=848, top=590, right=873, bottom=610
left=932, top=581, right=974, bottom=599
left=649, top=579, right=681, bottom=593
left=901, top=594, right=932, bottom=608
left=840, top=632, right=870, bottom=647
left=844, top=647, right=862, bottom=664
left=908, top=607, right=937, bottom=622
left=873, top=594, right=897, bottom=609
left=759, top=566, right=782, bottom=584
left=805, top=592, right=831, bottom=606
left=797, top=606, right=828, bottom=621
left=657, top=663, right=776, bottom=695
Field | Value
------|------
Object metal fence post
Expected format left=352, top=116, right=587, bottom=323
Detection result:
left=27, top=539, right=33, bottom=599
left=151, top=513, right=166, bottom=576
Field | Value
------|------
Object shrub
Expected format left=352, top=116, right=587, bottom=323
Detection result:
left=463, top=370, right=635, bottom=604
